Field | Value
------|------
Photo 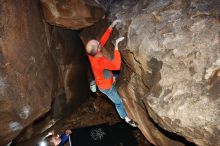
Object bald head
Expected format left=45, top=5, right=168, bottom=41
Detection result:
left=86, top=40, right=99, bottom=56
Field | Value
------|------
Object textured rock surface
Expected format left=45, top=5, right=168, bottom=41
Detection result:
left=1, top=0, right=219, bottom=145
left=107, top=0, right=220, bottom=146
left=48, top=27, right=90, bottom=120
left=41, top=0, right=105, bottom=29
left=0, top=1, right=90, bottom=145
left=80, top=16, right=185, bottom=146
left=0, top=0, right=56, bottom=145
left=14, top=27, right=90, bottom=143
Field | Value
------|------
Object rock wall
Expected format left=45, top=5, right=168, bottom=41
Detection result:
left=0, top=0, right=56, bottom=145
left=41, top=0, right=105, bottom=29
left=80, top=17, right=185, bottom=146
left=1, top=0, right=219, bottom=145
left=0, top=0, right=90, bottom=145
left=14, top=27, right=91, bottom=143
left=107, top=0, right=220, bottom=146
left=40, top=0, right=220, bottom=145
left=48, top=27, right=90, bottom=120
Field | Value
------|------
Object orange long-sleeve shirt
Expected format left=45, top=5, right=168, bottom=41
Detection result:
left=88, top=28, right=121, bottom=90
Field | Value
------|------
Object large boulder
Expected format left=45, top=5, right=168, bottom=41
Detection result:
left=41, top=0, right=105, bottom=29
left=80, top=18, right=185, bottom=146
left=14, top=27, right=91, bottom=143
left=107, top=0, right=220, bottom=145
left=0, top=0, right=56, bottom=145
left=0, top=0, right=91, bottom=144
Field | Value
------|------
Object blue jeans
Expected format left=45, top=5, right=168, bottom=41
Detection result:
left=99, top=84, right=127, bottom=119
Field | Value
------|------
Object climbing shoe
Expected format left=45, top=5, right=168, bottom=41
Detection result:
left=125, top=117, right=138, bottom=127
left=89, top=80, right=96, bottom=92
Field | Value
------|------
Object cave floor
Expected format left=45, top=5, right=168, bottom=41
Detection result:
left=52, top=93, right=152, bottom=146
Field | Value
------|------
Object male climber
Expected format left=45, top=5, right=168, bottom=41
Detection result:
left=86, top=20, right=137, bottom=127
